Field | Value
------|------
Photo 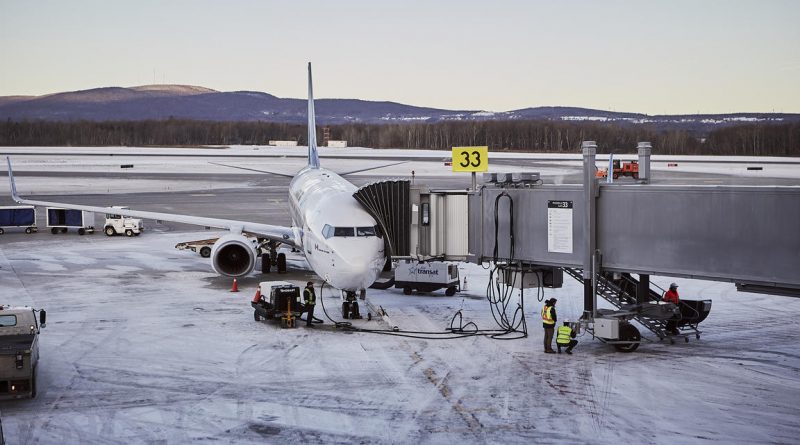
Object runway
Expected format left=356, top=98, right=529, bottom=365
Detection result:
left=0, top=147, right=799, bottom=444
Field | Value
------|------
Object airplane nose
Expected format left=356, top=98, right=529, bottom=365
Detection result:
left=330, top=249, right=384, bottom=290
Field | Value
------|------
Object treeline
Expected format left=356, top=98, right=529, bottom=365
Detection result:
left=1, top=119, right=798, bottom=156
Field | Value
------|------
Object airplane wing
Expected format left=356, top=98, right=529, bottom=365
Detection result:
left=6, top=157, right=298, bottom=246
left=210, top=160, right=409, bottom=177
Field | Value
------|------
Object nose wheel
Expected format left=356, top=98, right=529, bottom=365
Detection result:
left=341, top=291, right=362, bottom=319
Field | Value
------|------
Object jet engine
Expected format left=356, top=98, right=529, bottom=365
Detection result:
left=210, top=234, right=259, bottom=277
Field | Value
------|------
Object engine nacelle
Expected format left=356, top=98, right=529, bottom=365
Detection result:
left=210, top=234, right=259, bottom=277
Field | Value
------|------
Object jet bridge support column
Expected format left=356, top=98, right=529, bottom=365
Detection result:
left=637, top=142, right=651, bottom=183
left=582, top=141, right=598, bottom=317
left=637, top=274, right=650, bottom=304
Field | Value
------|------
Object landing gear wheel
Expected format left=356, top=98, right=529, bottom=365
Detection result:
left=613, top=172, right=619, bottom=179
left=200, top=246, right=212, bottom=258
left=685, top=336, right=690, bottom=343
left=261, top=254, right=271, bottom=273
left=125, top=229, right=134, bottom=237
left=254, top=310, right=261, bottom=322
left=61, top=228, right=67, bottom=233
left=696, top=333, right=700, bottom=340
left=51, top=228, right=59, bottom=234
left=25, top=227, right=32, bottom=234
left=669, top=337, right=675, bottom=345
left=276, top=253, right=287, bottom=273
left=105, top=226, right=115, bottom=236
left=0, top=228, right=4, bottom=235
left=445, top=286, right=456, bottom=296
left=78, top=228, right=86, bottom=235
left=352, top=301, right=360, bottom=319
left=403, top=287, right=412, bottom=295
left=342, top=302, right=350, bottom=319
left=614, top=323, right=641, bottom=352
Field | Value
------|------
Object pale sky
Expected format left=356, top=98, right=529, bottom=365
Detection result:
left=1, top=0, right=799, bottom=114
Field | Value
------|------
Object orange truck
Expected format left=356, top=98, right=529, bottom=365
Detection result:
left=596, top=160, right=639, bottom=180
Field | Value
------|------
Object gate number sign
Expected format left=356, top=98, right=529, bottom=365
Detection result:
left=451, top=146, right=489, bottom=172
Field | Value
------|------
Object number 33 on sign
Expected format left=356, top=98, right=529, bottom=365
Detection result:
left=451, top=146, right=489, bottom=172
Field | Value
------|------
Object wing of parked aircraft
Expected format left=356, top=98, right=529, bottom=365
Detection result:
left=209, top=160, right=409, bottom=177
left=5, top=157, right=297, bottom=246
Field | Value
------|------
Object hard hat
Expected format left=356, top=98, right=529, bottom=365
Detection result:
left=669, top=282, right=678, bottom=288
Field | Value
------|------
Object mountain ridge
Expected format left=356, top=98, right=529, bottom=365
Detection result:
left=1, top=85, right=798, bottom=134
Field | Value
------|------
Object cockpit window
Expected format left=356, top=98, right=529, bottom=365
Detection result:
left=333, top=227, right=355, bottom=237
left=357, top=226, right=376, bottom=237
left=322, top=224, right=333, bottom=239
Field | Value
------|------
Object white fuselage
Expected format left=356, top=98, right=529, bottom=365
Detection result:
left=288, top=167, right=385, bottom=292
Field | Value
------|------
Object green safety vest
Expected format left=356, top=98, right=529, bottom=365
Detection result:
left=304, top=288, right=316, bottom=305
left=557, top=326, right=572, bottom=344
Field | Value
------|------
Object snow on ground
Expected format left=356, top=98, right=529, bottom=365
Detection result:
left=0, top=231, right=799, bottom=444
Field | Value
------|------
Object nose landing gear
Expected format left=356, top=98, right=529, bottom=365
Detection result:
left=341, top=290, right=362, bottom=319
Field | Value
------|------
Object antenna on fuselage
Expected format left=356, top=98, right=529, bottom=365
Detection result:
left=307, top=62, right=320, bottom=169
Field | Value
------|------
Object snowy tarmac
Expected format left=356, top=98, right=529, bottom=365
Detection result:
left=0, top=147, right=799, bottom=444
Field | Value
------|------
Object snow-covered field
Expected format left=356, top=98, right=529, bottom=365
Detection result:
left=1, top=232, right=798, bottom=444
left=0, top=147, right=798, bottom=444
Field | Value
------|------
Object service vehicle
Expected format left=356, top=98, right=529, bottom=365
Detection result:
left=104, top=206, right=143, bottom=237
left=0, top=205, right=37, bottom=235
left=251, top=281, right=304, bottom=328
left=394, top=260, right=460, bottom=296
left=596, top=160, right=639, bottom=179
left=0, top=306, right=46, bottom=399
left=46, top=207, right=94, bottom=235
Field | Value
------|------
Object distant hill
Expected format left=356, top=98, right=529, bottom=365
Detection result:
left=1, top=85, right=798, bottom=134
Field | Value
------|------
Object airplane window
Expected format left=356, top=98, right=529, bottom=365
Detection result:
left=334, top=227, right=354, bottom=237
left=357, top=226, right=376, bottom=237
left=322, top=224, right=333, bottom=239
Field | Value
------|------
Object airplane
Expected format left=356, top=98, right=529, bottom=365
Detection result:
left=5, top=63, right=387, bottom=302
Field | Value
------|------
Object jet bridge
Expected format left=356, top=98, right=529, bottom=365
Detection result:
left=468, top=142, right=800, bottom=307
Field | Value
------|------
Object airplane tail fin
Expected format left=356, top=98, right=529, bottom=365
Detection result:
left=6, top=157, right=23, bottom=203
left=307, top=62, right=320, bottom=169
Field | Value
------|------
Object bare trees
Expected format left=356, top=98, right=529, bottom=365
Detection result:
left=0, top=119, right=797, bottom=156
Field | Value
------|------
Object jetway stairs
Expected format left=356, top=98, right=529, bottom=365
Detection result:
left=562, top=268, right=673, bottom=339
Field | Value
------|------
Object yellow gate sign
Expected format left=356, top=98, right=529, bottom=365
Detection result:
left=451, top=146, right=488, bottom=172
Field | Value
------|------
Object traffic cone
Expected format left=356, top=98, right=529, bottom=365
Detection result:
left=230, top=278, right=239, bottom=293
left=251, top=288, right=261, bottom=303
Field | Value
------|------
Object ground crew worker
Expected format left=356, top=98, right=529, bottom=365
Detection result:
left=663, top=283, right=680, bottom=335
left=541, top=298, right=557, bottom=353
left=663, top=283, right=680, bottom=305
left=304, top=281, right=316, bottom=327
left=557, top=321, right=578, bottom=354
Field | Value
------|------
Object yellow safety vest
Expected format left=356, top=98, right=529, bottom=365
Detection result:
left=304, top=288, right=316, bottom=305
left=541, top=306, right=554, bottom=325
left=557, top=326, right=572, bottom=344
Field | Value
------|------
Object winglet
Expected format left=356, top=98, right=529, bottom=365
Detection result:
left=6, top=157, right=22, bottom=203
left=307, top=62, right=320, bottom=169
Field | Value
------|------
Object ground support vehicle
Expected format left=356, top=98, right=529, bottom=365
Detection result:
left=0, top=206, right=37, bottom=235
left=46, top=207, right=94, bottom=235
left=0, top=306, right=46, bottom=399
left=251, top=281, right=304, bottom=328
left=104, top=206, right=143, bottom=237
left=596, top=160, right=640, bottom=179
left=394, top=260, right=460, bottom=296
